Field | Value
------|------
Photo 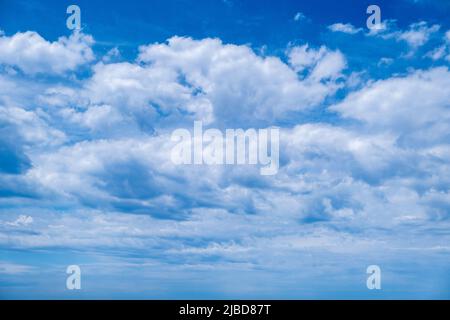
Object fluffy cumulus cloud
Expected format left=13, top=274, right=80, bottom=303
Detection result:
left=1, top=26, right=450, bottom=298
left=332, top=68, right=450, bottom=133
left=137, top=37, right=340, bottom=126
left=287, top=44, right=347, bottom=80
left=0, top=31, right=94, bottom=74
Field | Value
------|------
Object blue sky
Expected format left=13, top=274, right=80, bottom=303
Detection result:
left=0, top=0, right=450, bottom=299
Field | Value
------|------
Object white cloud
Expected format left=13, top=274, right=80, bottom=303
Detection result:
left=397, top=21, right=440, bottom=47
left=137, top=37, right=339, bottom=125
left=1, top=31, right=450, bottom=294
left=331, top=67, right=450, bottom=138
left=5, top=215, right=33, bottom=227
left=426, top=45, right=447, bottom=60
left=364, top=19, right=441, bottom=48
left=61, top=104, right=125, bottom=133
left=328, top=23, right=362, bottom=34
left=375, top=21, right=440, bottom=49
left=287, top=44, right=327, bottom=72
left=0, top=31, right=94, bottom=74
left=366, top=19, right=394, bottom=36
left=84, top=61, right=208, bottom=126
left=102, top=47, right=121, bottom=63
left=0, top=104, right=66, bottom=147
left=426, top=30, right=450, bottom=61
left=309, top=50, right=346, bottom=81
left=294, top=12, right=306, bottom=22
left=287, top=44, right=347, bottom=80
left=0, top=261, right=34, bottom=274
left=378, top=57, right=394, bottom=66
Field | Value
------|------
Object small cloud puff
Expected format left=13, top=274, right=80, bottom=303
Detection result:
left=328, top=23, right=363, bottom=34
left=294, top=12, right=306, bottom=22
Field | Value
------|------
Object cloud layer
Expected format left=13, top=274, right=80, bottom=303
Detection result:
left=1, top=23, right=450, bottom=298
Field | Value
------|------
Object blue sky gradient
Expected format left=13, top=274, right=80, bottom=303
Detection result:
left=0, top=0, right=450, bottom=299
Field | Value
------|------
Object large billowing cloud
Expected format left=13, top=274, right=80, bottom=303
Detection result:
left=136, top=37, right=342, bottom=126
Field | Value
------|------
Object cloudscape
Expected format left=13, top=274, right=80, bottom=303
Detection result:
left=0, top=0, right=449, bottom=299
